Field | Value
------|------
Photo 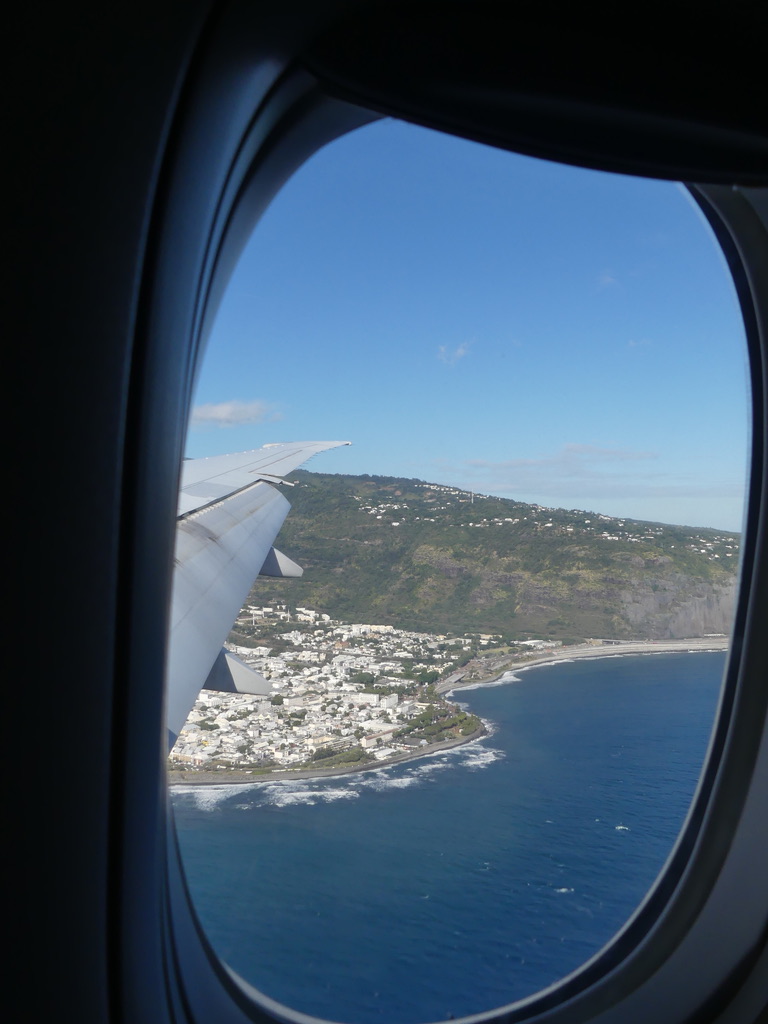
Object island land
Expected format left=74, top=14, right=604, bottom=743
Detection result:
left=169, top=631, right=727, bottom=787
left=170, top=472, right=736, bottom=787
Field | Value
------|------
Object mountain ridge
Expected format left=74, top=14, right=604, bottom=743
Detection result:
left=245, top=471, right=739, bottom=640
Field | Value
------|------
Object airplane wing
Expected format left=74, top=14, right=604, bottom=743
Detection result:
left=167, top=440, right=350, bottom=749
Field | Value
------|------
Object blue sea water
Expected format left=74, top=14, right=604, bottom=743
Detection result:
left=171, top=651, right=725, bottom=1023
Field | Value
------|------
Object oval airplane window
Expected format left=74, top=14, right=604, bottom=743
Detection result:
left=168, top=119, right=749, bottom=1022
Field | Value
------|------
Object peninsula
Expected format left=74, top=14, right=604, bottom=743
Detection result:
left=169, top=603, right=727, bottom=786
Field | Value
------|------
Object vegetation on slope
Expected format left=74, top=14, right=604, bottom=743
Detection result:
left=247, top=472, right=739, bottom=640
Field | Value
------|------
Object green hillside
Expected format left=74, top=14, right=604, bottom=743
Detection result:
left=245, top=472, right=739, bottom=640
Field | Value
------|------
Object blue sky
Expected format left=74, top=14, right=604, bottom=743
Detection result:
left=188, top=119, right=750, bottom=532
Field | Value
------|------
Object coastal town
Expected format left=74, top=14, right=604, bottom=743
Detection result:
left=168, top=602, right=728, bottom=778
left=169, top=604, right=493, bottom=774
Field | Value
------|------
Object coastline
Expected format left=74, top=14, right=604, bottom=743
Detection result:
left=168, top=725, right=487, bottom=787
left=442, top=637, right=729, bottom=694
left=168, top=637, right=727, bottom=789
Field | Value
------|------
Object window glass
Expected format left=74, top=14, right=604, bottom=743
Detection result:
left=169, top=120, right=748, bottom=1021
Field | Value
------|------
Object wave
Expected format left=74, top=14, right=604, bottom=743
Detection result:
left=174, top=785, right=244, bottom=811
left=173, top=732, right=508, bottom=813
left=516, top=659, right=577, bottom=675
left=361, top=774, right=420, bottom=791
left=258, top=782, right=361, bottom=808
left=452, top=672, right=522, bottom=693
left=412, top=758, right=451, bottom=776
left=457, top=747, right=506, bottom=770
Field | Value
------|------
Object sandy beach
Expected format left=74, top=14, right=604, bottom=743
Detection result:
left=442, top=636, right=729, bottom=693
left=168, top=637, right=727, bottom=788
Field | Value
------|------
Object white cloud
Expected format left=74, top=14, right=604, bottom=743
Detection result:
left=425, top=443, right=744, bottom=528
left=436, top=444, right=695, bottom=500
left=597, top=270, right=619, bottom=289
left=438, top=341, right=471, bottom=366
left=435, top=443, right=745, bottom=505
left=464, top=443, right=658, bottom=477
left=190, top=399, right=281, bottom=428
left=598, top=270, right=622, bottom=290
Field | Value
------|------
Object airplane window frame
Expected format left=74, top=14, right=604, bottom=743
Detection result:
left=112, top=16, right=768, bottom=1024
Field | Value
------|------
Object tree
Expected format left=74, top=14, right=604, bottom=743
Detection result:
left=350, top=671, right=375, bottom=685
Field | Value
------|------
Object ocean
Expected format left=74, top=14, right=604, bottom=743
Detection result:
left=171, top=650, right=725, bottom=1023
